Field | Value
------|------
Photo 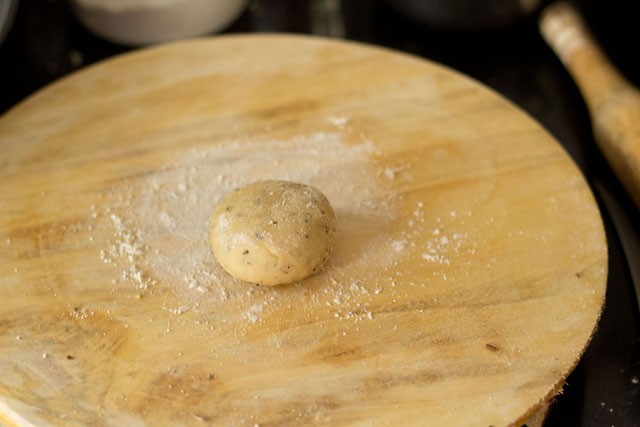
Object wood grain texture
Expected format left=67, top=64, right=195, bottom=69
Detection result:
left=0, top=35, right=607, bottom=426
left=540, top=1, right=640, bottom=208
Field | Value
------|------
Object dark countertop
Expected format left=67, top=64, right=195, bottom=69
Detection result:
left=1, top=1, right=638, bottom=425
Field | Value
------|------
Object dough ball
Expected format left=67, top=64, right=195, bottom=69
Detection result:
left=210, top=180, right=337, bottom=286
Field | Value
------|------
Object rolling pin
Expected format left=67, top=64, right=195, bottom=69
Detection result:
left=540, top=1, right=640, bottom=209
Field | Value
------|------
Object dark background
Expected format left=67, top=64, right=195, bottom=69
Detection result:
left=1, top=0, right=638, bottom=425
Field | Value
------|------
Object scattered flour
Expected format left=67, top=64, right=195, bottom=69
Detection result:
left=103, top=213, right=156, bottom=289
left=95, top=130, right=473, bottom=325
left=245, top=303, right=265, bottom=323
left=326, top=115, right=350, bottom=129
left=392, top=240, right=406, bottom=253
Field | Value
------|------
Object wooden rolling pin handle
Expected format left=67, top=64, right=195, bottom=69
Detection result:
left=540, top=1, right=640, bottom=209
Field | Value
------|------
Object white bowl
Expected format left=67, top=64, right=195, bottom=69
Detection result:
left=71, top=0, right=248, bottom=46
left=0, top=0, right=18, bottom=46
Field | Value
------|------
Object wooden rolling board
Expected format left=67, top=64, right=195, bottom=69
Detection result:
left=0, top=35, right=607, bottom=426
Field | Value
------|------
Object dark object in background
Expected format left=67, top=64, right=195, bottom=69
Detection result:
left=384, top=0, right=543, bottom=30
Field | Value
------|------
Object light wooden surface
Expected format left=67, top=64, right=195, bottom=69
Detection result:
left=540, top=1, right=640, bottom=209
left=0, top=35, right=607, bottom=426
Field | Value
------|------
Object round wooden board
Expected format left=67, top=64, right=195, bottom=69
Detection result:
left=0, top=35, right=607, bottom=427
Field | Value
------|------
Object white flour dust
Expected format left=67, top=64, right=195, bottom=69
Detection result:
left=97, top=131, right=414, bottom=322
left=95, top=130, right=475, bottom=325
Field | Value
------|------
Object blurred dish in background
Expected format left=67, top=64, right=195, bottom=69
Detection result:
left=0, top=0, right=18, bottom=45
left=385, top=0, right=542, bottom=30
left=70, top=0, right=248, bottom=46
